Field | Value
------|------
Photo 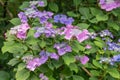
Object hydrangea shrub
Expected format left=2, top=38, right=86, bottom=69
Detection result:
left=2, top=0, right=120, bottom=80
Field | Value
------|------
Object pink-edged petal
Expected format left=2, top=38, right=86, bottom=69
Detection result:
left=76, top=30, right=90, bottom=43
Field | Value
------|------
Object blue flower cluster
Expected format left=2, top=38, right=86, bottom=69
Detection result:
left=54, top=14, right=74, bottom=25
left=99, top=29, right=113, bottom=38
left=106, top=41, right=120, bottom=52
left=34, top=23, right=56, bottom=38
left=100, top=54, right=120, bottom=65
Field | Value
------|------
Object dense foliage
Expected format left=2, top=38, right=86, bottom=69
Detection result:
left=1, top=0, right=120, bottom=80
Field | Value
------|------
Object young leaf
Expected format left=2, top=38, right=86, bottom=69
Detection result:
left=10, top=18, right=21, bottom=26
left=8, top=58, right=20, bottom=66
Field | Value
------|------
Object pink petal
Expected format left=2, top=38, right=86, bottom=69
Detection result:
left=76, top=30, right=90, bottom=42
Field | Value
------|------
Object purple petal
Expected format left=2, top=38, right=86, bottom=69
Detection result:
left=50, top=53, right=59, bottom=60
left=80, top=56, right=89, bottom=64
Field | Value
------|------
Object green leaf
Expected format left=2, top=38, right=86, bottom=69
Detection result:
left=49, top=76, right=56, bottom=80
left=62, top=54, right=75, bottom=65
left=89, top=77, right=98, bottom=80
left=79, top=44, right=85, bottom=51
left=96, top=14, right=108, bottom=21
left=46, top=47, right=56, bottom=53
left=49, top=2, right=59, bottom=12
left=61, top=66, right=72, bottom=77
left=26, top=37, right=39, bottom=45
left=112, top=8, right=120, bottom=16
left=47, top=62, right=54, bottom=70
left=90, top=8, right=102, bottom=16
left=94, top=41, right=104, bottom=48
left=67, top=11, right=79, bottom=17
left=52, top=60, right=63, bottom=69
left=0, top=71, right=10, bottom=80
left=90, top=70, right=100, bottom=76
left=42, top=0, right=47, bottom=7
left=77, top=23, right=90, bottom=29
left=10, top=18, right=21, bottom=26
left=19, top=1, right=29, bottom=10
left=2, top=41, right=28, bottom=54
left=89, top=18, right=98, bottom=23
left=92, top=60, right=102, bottom=69
left=107, top=22, right=119, bottom=31
left=73, top=0, right=82, bottom=6
left=69, top=63, right=78, bottom=73
left=107, top=68, right=120, bottom=79
left=39, top=40, right=46, bottom=48
left=27, top=28, right=35, bottom=38
left=16, top=69, right=30, bottom=80
left=71, top=41, right=85, bottom=53
left=79, top=7, right=92, bottom=19
left=73, top=75, right=84, bottom=80
left=39, top=64, right=52, bottom=73
left=17, top=63, right=26, bottom=71
left=8, top=58, right=20, bottom=66
left=29, top=75, right=39, bottom=80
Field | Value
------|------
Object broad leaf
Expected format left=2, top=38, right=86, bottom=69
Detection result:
left=0, top=71, right=10, bottom=80
left=16, top=69, right=30, bottom=80
left=107, top=68, right=120, bottom=79
left=49, top=2, right=59, bottom=12
left=62, top=54, right=75, bottom=65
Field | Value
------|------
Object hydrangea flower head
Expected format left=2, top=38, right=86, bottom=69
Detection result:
left=76, top=29, right=90, bottom=42
left=99, top=0, right=120, bottom=11
left=62, top=25, right=90, bottom=42
left=9, top=23, right=30, bottom=40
